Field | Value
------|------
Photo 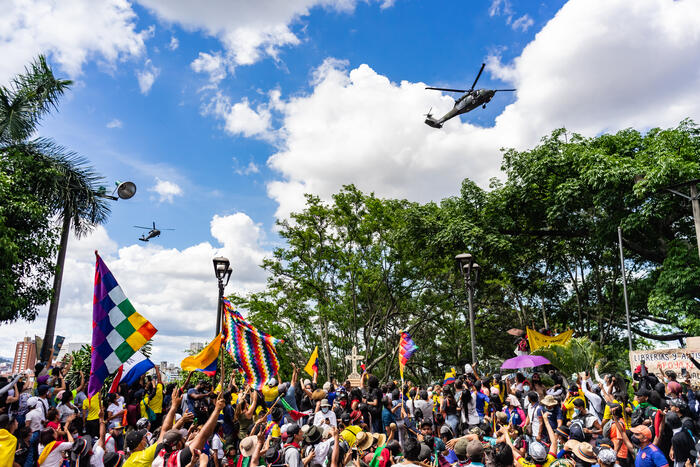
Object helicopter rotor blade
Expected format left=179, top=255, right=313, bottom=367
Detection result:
left=494, top=89, right=516, bottom=92
left=160, top=228, right=176, bottom=231
left=423, top=106, right=433, bottom=117
left=134, top=226, right=151, bottom=229
left=425, top=87, right=468, bottom=93
left=469, top=63, right=486, bottom=92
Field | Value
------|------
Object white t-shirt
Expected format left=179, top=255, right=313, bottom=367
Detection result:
left=212, top=434, right=224, bottom=460
left=528, top=404, right=542, bottom=439
left=57, top=403, right=76, bottom=424
left=107, top=403, right=122, bottom=429
left=26, top=407, right=45, bottom=432
left=38, top=441, right=73, bottom=467
left=313, top=410, right=337, bottom=427
left=414, top=399, right=433, bottom=420
left=90, top=444, right=105, bottom=467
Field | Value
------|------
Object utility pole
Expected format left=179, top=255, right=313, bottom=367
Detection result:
left=618, top=227, right=633, bottom=352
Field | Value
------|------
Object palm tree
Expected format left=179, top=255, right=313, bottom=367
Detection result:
left=1, top=56, right=110, bottom=361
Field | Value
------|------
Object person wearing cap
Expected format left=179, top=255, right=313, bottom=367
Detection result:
left=563, top=386, right=586, bottom=421
left=313, top=399, right=337, bottom=427
left=597, top=446, right=619, bottom=467
left=629, top=425, right=668, bottom=467
left=25, top=396, right=45, bottom=433
left=452, top=438, right=474, bottom=467
left=506, top=425, right=557, bottom=467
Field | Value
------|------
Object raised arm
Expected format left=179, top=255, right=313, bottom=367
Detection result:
left=157, top=387, right=183, bottom=444
left=155, top=365, right=163, bottom=386
left=190, top=393, right=226, bottom=451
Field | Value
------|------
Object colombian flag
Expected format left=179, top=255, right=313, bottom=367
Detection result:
left=443, top=368, right=456, bottom=386
left=181, top=334, right=222, bottom=376
left=304, top=346, right=319, bottom=377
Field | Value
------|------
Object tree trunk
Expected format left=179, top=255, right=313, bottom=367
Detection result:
left=320, top=315, right=332, bottom=381
left=41, top=203, right=71, bottom=363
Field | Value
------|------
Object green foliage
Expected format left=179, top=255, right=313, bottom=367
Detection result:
left=233, top=120, right=700, bottom=383
left=0, top=55, right=110, bottom=323
left=531, top=337, right=610, bottom=376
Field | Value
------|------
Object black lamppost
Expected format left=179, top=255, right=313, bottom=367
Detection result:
left=455, top=253, right=480, bottom=365
left=213, top=257, right=232, bottom=337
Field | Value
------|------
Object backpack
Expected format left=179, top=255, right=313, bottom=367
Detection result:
left=569, top=419, right=585, bottom=441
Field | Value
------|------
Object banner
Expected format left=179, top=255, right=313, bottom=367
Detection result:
left=629, top=340, right=700, bottom=380
left=526, top=328, right=573, bottom=351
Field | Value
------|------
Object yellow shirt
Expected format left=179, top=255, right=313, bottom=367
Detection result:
left=148, top=384, right=164, bottom=414
left=602, top=399, right=632, bottom=426
left=516, top=453, right=556, bottom=467
left=563, top=393, right=586, bottom=420
left=0, top=429, right=17, bottom=466
left=83, top=394, right=100, bottom=421
left=340, top=425, right=362, bottom=446
left=262, top=385, right=279, bottom=405
left=123, top=443, right=158, bottom=467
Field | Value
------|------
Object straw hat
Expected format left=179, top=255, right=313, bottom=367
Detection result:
left=373, top=433, right=387, bottom=447
left=574, top=442, right=597, bottom=464
left=355, top=431, right=373, bottom=451
left=541, top=395, right=558, bottom=407
left=311, top=389, right=327, bottom=401
left=239, top=436, right=257, bottom=457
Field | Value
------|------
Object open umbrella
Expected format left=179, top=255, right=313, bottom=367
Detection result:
left=500, top=354, right=550, bottom=369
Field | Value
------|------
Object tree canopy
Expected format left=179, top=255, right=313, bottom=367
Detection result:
left=232, top=120, right=700, bottom=383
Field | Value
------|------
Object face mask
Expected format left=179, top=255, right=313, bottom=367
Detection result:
left=322, top=408, right=329, bottom=414
left=523, top=385, right=530, bottom=392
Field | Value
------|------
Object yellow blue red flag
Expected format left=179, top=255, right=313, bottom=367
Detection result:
left=181, top=334, right=222, bottom=376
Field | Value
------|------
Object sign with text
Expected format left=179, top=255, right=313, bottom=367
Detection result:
left=629, top=342, right=700, bottom=380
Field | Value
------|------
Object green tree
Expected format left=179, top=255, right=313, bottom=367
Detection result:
left=0, top=56, right=110, bottom=356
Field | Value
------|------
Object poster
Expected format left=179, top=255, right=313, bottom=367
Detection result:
left=629, top=340, right=700, bottom=380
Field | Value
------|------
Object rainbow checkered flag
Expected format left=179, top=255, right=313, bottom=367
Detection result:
left=88, top=252, right=157, bottom=396
left=222, top=299, right=282, bottom=389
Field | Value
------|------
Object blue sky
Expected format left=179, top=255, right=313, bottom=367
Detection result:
left=2, top=0, right=699, bottom=364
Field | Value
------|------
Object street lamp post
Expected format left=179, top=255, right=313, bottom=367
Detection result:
left=455, top=253, right=480, bottom=365
left=40, top=181, right=137, bottom=363
left=213, top=257, right=233, bottom=337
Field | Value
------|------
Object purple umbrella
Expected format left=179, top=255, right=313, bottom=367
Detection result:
left=500, top=355, right=550, bottom=369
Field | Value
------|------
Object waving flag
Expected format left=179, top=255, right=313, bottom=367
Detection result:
left=89, top=252, right=157, bottom=396
left=304, top=346, right=319, bottom=377
left=398, top=331, right=417, bottom=380
left=443, top=367, right=456, bottom=386
left=222, top=299, right=283, bottom=389
left=109, top=351, right=154, bottom=392
left=181, top=334, right=222, bottom=376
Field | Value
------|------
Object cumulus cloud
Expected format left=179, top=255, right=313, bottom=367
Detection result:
left=206, top=93, right=273, bottom=140
left=0, top=0, right=151, bottom=83
left=106, top=118, right=123, bottom=129
left=264, top=0, right=700, bottom=219
left=0, top=214, right=270, bottom=363
left=150, top=178, right=183, bottom=203
left=136, top=59, right=160, bottom=94
left=191, top=52, right=227, bottom=84
left=136, top=0, right=393, bottom=70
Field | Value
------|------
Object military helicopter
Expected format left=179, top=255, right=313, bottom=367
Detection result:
left=424, top=63, right=515, bottom=128
left=134, top=222, right=174, bottom=242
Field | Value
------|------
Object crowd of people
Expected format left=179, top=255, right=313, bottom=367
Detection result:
left=0, top=356, right=699, bottom=467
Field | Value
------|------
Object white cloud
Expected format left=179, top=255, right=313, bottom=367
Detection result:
left=264, top=0, right=700, bottom=219
left=488, top=0, right=513, bottom=18
left=0, top=0, right=150, bottom=83
left=150, top=178, right=183, bottom=203
left=233, top=158, right=261, bottom=176
left=136, top=0, right=393, bottom=70
left=511, top=14, right=534, bottom=32
left=206, top=93, right=273, bottom=140
left=168, top=36, right=179, bottom=50
left=0, top=214, right=270, bottom=364
left=191, top=52, right=227, bottom=84
left=106, top=118, right=123, bottom=129
left=136, top=59, right=160, bottom=94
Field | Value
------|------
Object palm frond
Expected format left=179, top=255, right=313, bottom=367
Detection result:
left=11, top=138, right=111, bottom=235
left=0, top=55, right=72, bottom=145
